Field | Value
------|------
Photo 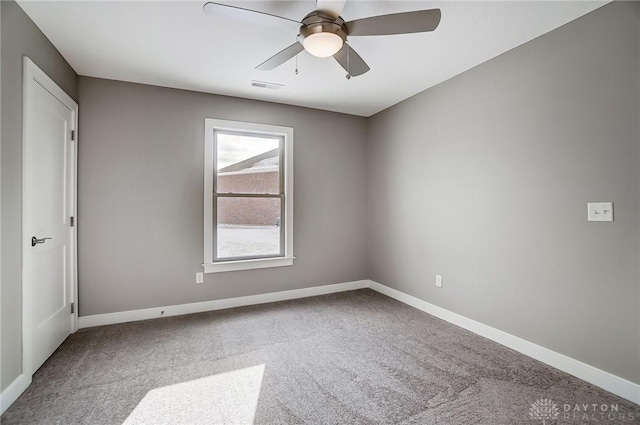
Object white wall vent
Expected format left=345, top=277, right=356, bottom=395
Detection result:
left=251, top=80, right=284, bottom=90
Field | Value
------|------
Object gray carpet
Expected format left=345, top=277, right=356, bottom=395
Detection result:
left=2, top=289, right=638, bottom=424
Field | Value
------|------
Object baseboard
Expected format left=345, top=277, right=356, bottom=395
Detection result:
left=79, top=280, right=370, bottom=328
left=367, top=280, right=640, bottom=405
left=0, top=374, right=31, bottom=415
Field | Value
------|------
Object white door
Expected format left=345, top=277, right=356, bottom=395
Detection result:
left=23, top=58, right=78, bottom=374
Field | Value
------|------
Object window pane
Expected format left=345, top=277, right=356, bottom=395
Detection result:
left=217, top=133, right=280, bottom=194
left=216, top=196, right=282, bottom=259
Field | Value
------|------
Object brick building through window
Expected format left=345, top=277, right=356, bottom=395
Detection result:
left=217, top=148, right=280, bottom=227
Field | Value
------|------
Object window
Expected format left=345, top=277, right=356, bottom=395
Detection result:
left=203, top=119, right=294, bottom=273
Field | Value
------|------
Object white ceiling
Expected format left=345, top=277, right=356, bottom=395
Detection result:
left=18, top=0, right=608, bottom=117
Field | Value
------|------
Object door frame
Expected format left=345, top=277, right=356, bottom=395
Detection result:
left=21, top=57, right=79, bottom=376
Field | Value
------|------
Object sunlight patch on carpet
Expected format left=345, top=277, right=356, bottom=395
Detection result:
left=122, top=364, right=265, bottom=425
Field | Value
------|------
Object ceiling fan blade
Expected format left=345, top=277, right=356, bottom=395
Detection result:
left=333, top=43, right=370, bottom=77
left=256, top=42, right=305, bottom=71
left=346, top=9, right=441, bottom=36
left=203, top=2, right=300, bottom=30
left=316, top=0, right=346, bottom=19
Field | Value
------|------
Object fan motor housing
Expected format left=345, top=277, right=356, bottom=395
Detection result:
left=300, top=11, right=347, bottom=43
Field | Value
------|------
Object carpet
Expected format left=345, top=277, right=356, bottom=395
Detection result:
left=2, top=289, right=638, bottom=424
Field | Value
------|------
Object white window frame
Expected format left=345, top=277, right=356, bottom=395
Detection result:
left=203, top=118, right=294, bottom=273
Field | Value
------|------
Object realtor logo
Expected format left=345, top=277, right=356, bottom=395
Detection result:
left=530, top=398, right=560, bottom=424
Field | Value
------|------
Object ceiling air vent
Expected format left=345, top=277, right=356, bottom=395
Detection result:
left=251, top=80, right=284, bottom=90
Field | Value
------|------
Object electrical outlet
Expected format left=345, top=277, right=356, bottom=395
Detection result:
left=435, top=274, right=443, bottom=288
left=195, top=272, right=204, bottom=284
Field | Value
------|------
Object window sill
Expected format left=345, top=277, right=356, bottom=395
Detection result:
left=203, top=256, right=295, bottom=273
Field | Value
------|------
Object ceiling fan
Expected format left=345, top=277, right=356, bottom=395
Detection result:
left=203, top=1, right=441, bottom=78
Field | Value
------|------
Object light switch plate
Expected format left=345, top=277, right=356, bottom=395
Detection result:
left=587, top=202, right=613, bottom=222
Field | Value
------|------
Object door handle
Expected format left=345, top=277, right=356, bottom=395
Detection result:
left=31, top=236, right=52, bottom=247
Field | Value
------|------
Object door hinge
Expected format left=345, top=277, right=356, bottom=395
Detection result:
left=71, top=130, right=75, bottom=141
left=70, top=216, right=74, bottom=227
left=71, top=302, right=75, bottom=314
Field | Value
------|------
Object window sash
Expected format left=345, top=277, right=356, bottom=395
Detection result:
left=213, top=130, right=284, bottom=195
left=213, top=131, right=285, bottom=262
left=212, top=193, right=285, bottom=262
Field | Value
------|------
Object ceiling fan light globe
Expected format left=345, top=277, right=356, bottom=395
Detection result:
left=303, top=32, right=343, bottom=58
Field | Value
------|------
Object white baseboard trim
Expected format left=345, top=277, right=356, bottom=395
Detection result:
left=79, top=280, right=370, bottom=329
left=367, top=280, right=640, bottom=405
left=0, top=374, right=31, bottom=415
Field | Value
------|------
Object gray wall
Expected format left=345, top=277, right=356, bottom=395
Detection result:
left=367, top=1, right=640, bottom=384
left=77, top=77, right=368, bottom=316
left=0, top=0, right=78, bottom=392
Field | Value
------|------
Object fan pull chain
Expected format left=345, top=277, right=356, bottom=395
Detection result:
left=295, top=34, right=299, bottom=75
left=346, top=41, right=351, bottom=80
